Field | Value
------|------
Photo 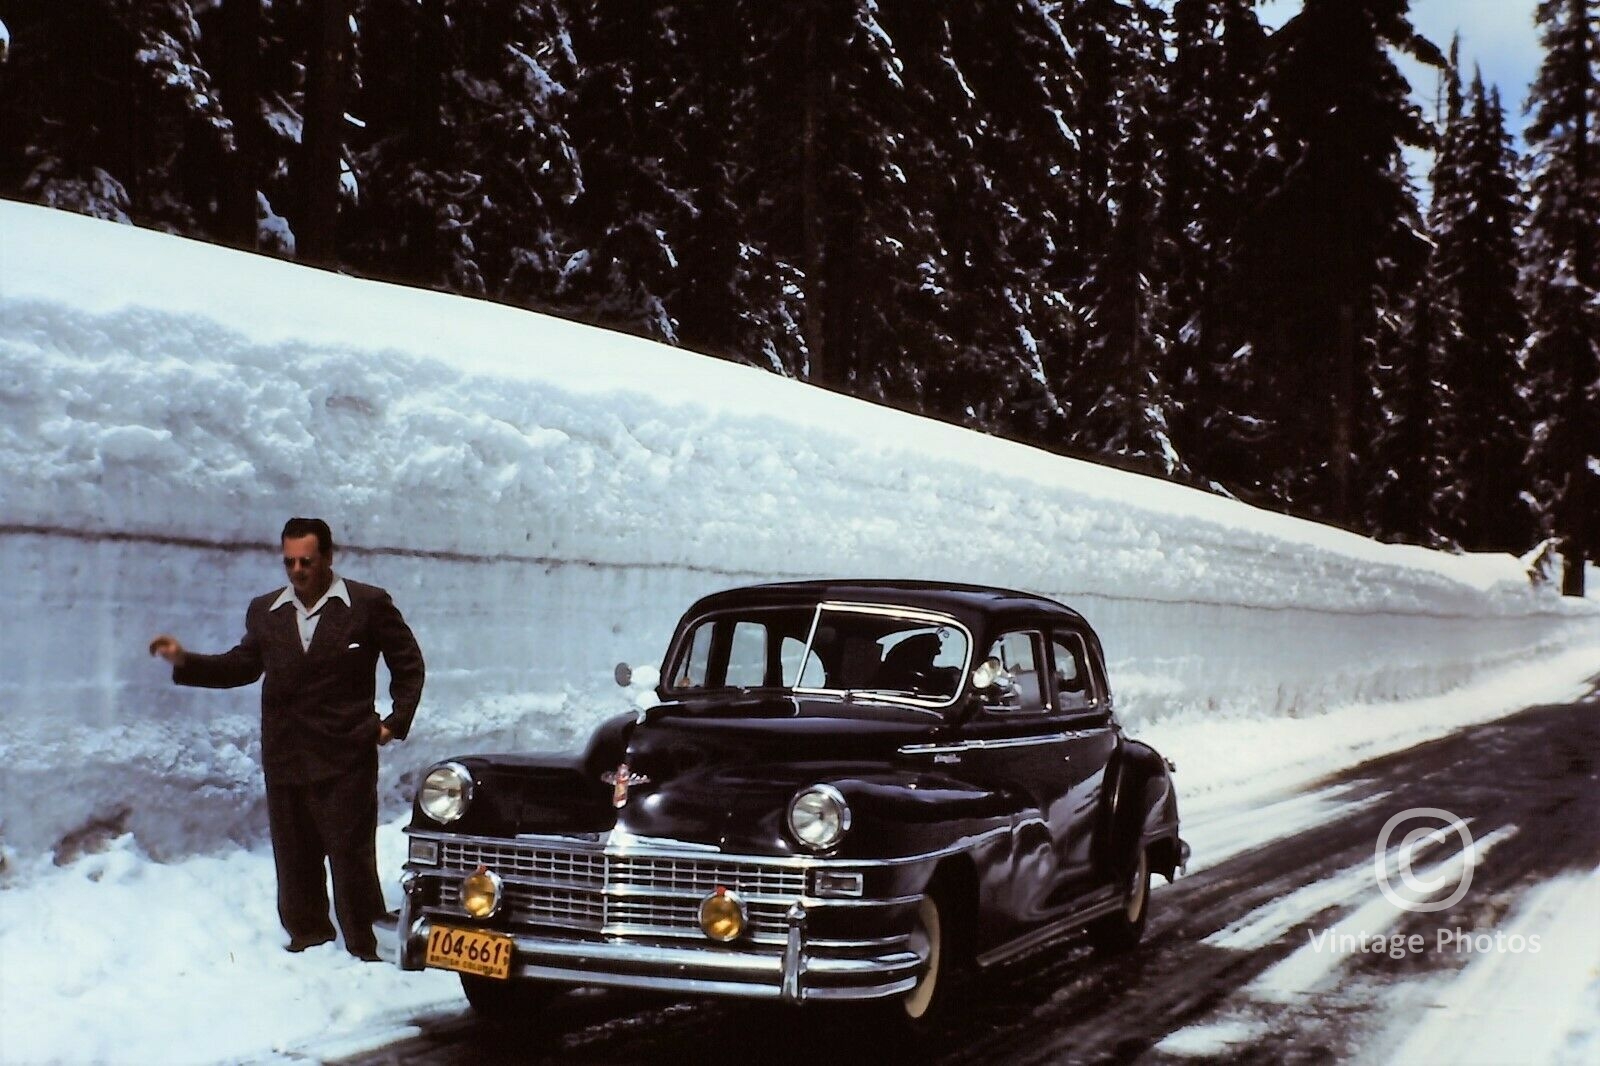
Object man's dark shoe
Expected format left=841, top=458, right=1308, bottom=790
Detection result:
left=349, top=947, right=382, bottom=963
left=286, top=934, right=335, bottom=953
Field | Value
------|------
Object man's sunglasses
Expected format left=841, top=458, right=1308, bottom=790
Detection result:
left=283, top=556, right=320, bottom=570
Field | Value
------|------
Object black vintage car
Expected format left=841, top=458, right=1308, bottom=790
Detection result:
left=396, top=580, right=1186, bottom=1032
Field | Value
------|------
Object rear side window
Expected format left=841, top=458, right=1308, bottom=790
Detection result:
left=1051, top=632, right=1099, bottom=712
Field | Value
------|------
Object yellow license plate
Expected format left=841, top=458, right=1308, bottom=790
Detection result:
left=425, top=925, right=515, bottom=980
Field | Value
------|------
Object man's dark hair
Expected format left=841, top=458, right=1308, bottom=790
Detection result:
left=281, top=517, right=335, bottom=556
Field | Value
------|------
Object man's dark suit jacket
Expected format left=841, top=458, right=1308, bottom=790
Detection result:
left=175, top=579, right=425, bottom=784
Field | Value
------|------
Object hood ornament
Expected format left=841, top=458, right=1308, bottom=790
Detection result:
left=601, top=762, right=651, bottom=807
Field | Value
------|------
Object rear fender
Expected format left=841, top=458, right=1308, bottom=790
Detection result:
left=1102, top=739, right=1181, bottom=880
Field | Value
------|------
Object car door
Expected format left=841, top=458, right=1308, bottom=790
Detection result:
left=1048, top=629, right=1119, bottom=890
left=958, top=627, right=1079, bottom=923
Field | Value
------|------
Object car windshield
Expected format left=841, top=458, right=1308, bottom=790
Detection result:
left=666, top=603, right=971, bottom=708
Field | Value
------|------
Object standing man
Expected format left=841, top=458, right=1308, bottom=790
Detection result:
left=150, top=517, right=424, bottom=961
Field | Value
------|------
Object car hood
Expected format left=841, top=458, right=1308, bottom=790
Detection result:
left=619, top=694, right=942, bottom=851
left=425, top=694, right=949, bottom=851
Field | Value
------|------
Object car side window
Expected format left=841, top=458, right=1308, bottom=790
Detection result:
left=982, top=631, right=1045, bottom=713
left=726, top=621, right=767, bottom=687
left=675, top=620, right=714, bottom=688
left=1051, top=632, right=1098, bottom=713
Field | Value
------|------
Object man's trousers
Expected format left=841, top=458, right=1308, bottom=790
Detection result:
left=265, top=758, right=386, bottom=955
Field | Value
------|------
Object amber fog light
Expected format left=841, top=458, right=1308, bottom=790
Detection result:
left=699, top=887, right=746, bottom=942
left=461, top=866, right=502, bottom=919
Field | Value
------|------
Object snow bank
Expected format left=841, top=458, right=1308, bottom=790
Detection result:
left=2, top=201, right=1596, bottom=866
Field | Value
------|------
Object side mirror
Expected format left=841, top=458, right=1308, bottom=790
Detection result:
left=614, top=662, right=633, bottom=687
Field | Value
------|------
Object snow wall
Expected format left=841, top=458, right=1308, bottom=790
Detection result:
left=2, top=202, right=1596, bottom=866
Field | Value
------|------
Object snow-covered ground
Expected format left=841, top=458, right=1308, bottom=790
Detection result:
left=2, top=202, right=1597, bottom=1063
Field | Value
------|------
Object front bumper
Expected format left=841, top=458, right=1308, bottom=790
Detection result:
left=396, top=830, right=933, bottom=1003
left=397, top=902, right=925, bottom=1002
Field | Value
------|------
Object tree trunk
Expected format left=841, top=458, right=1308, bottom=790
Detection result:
left=800, top=5, right=827, bottom=386
left=1332, top=300, right=1355, bottom=526
left=1559, top=0, right=1593, bottom=597
left=297, top=0, right=350, bottom=266
left=1562, top=545, right=1587, bottom=597
left=218, top=0, right=262, bottom=250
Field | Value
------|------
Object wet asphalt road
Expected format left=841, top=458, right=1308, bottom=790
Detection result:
left=338, top=680, right=1600, bottom=1065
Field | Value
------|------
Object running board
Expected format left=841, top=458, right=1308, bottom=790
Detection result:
left=975, top=893, right=1123, bottom=970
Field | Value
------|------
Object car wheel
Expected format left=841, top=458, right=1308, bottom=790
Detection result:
left=866, top=881, right=965, bottom=1040
left=1088, top=845, right=1150, bottom=954
left=459, top=974, right=559, bottom=1024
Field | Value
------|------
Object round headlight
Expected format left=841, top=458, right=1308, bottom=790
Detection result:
left=419, top=762, right=473, bottom=824
left=788, top=784, right=851, bottom=851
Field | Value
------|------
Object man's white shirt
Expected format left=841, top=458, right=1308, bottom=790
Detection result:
left=271, top=576, right=351, bottom=652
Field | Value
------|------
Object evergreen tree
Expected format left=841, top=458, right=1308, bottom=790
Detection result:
left=347, top=0, right=582, bottom=308
left=880, top=0, right=1077, bottom=439
left=1075, top=1, right=1183, bottom=475
left=1369, top=43, right=1464, bottom=546
left=560, top=0, right=699, bottom=341
left=1432, top=77, right=1533, bottom=551
left=1159, top=0, right=1275, bottom=496
left=1053, top=0, right=1182, bottom=476
left=648, top=3, right=807, bottom=372
left=1236, top=0, right=1442, bottom=526
left=786, top=0, right=944, bottom=398
left=0, top=1, right=231, bottom=231
left=1523, top=0, right=1600, bottom=595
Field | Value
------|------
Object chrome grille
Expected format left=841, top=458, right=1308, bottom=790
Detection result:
left=423, top=836, right=807, bottom=941
left=438, top=838, right=606, bottom=887
left=438, top=880, right=607, bottom=932
left=611, top=856, right=806, bottom=900
left=608, top=898, right=793, bottom=942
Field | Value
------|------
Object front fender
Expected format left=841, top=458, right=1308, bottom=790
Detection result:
left=622, top=764, right=1019, bottom=862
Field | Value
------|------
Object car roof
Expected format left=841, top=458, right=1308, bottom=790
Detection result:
left=684, top=579, right=1091, bottom=629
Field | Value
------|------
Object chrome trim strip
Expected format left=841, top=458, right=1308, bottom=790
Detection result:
left=406, top=827, right=1008, bottom=871
left=899, top=732, right=1072, bottom=756
left=799, top=892, right=924, bottom=909
left=606, top=828, right=722, bottom=853
left=600, top=884, right=804, bottom=905
left=503, top=965, right=919, bottom=1002
left=809, top=932, right=913, bottom=950
left=974, top=893, right=1122, bottom=969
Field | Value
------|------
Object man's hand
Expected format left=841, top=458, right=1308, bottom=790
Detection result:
left=377, top=723, right=393, bottom=746
left=148, top=635, right=187, bottom=667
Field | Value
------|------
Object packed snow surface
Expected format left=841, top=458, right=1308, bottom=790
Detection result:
left=1, top=202, right=1598, bottom=1063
